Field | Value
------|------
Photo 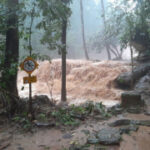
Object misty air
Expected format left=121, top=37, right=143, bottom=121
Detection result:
left=0, top=0, right=150, bottom=150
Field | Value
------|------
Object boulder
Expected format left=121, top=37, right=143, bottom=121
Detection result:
left=121, top=91, right=143, bottom=108
left=87, top=135, right=99, bottom=144
left=107, top=104, right=123, bottom=115
left=135, top=73, right=150, bottom=92
left=97, top=128, right=121, bottom=145
left=115, top=63, right=150, bottom=89
left=115, top=72, right=132, bottom=89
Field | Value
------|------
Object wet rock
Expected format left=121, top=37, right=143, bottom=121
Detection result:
left=108, top=104, right=123, bottom=115
left=142, top=95, right=150, bottom=114
left=109, top=119, right=131, bottom=127
left=135, top=120, right=150, bottom=126
left=121, top=91, right=143, bottom=108
left=115, top=72, right=132, bottom=89
left=62, top=133, right=73, bottom=139
left=114, top=107, right=124, bottom=114
left=119, top=125, right=139, bottom=134
left=135, top=73, right=150, bottom=92
left=127, top=107, right=143, bottom=114
left=34, top=121, right=55, bottom=127
left=115, top=63, right=150, bottom=89
left=97, top=128, right=121, bottom=145
left=87, top=135, right=99, bottom=144
left=109, top=119, right=150, bottom=127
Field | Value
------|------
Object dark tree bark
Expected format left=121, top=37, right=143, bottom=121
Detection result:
left=61, top=19, right=67, bottom=102
left=101, top=0, right=111, bottom=60
left=0, top=0, right=19, bottom=116
left=80, top=0, right=89, bottom=60
left=3, top=0, right=19, bottom=96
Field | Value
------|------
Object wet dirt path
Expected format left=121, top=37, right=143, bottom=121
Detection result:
left=0, top=113, right=150, bottom=150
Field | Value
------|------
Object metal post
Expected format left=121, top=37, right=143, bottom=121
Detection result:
left=28, top=73, right=33, bottom=119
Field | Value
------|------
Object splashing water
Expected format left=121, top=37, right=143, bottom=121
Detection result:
left=18, top=59, right=130, bottom=107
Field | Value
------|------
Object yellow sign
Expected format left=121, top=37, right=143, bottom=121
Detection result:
left=23, top=76, right=37, bottom=84
left=20, top=57, right=39, bottom=74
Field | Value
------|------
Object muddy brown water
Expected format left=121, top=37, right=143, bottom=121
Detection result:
left=18, top=59, right=130, bottom=107
left=4, top=60, right=147, bottom=150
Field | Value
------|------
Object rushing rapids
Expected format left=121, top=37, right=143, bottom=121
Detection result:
left=18, top=59, right=130, bottom=106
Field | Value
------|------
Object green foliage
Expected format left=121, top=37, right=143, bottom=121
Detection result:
left=70, top=104, right=87, bottom=114
left=51, top=102, right=111, bottom=126
left=37, top=113, right=47, bottom=121
left=52, top=108, right=79, bottom=126
left=36, top=0, right=72, bottom=51
left=12, top=113, right=32, bottom=131
left=107, top=0, right=150, bottom=53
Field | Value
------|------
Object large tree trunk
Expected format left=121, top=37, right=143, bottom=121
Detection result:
left=61, top=19, right=67, bottom=102
left=100, top=0, right=111, bottom=60
left=3, top=0, right=19, bottom=96
left=0, top=0, right=19, bottom=116
left=80, top=0, right=89, bottom=60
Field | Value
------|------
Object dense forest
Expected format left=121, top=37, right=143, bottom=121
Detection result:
left=0, top=0, right=150, bottom=150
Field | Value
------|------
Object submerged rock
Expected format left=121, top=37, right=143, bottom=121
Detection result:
left=97, top=128, right=121, bottom=145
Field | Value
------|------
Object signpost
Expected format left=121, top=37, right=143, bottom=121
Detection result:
left=20, top=57, right=39, bottom=118
left=23, top=76, right=37, bottom=84
left=20, top=57, right=38, bottom=74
